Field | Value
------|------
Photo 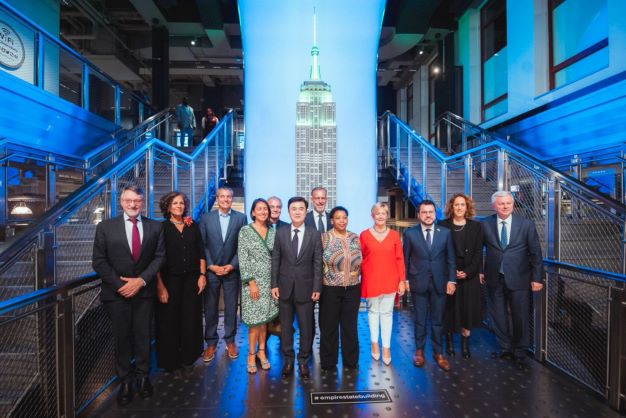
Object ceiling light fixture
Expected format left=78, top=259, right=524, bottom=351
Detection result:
left=419, top=49, right=424, bottom=55
left=190, top=38, right=196, bottom=46
left=432, top=66, right=440, bottom=75
left=11, top=201, right=33, bottom=216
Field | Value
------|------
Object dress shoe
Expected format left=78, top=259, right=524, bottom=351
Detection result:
left=413, top=349, right=425, bottom=367
left=298, top=364, right=310, bottom=380
left=281, top=362, right=294, bottom=378
left=203, top=345, right=217, bottom=363
left=382, top=347, right=391, bottom=366
left=444, top=333, right=456, bottom=356
left=461, top=336, right=471, bottom=359
left=137, top=376, right=153, bottom=399
left=514, top=356, right=527, bottom=370
left=433, top=354, right=451, bottom=372
left=116, top=382, right=133, bottom=406
left=226, top=342, right=239, bottom=359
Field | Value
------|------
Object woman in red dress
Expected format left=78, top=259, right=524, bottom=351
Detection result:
left=360, top=202, right=407, bottom=365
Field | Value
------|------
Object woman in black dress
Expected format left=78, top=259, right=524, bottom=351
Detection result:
left=155, top=191, right=206, bottom=372
left=439, top=193, right=484, bottom=359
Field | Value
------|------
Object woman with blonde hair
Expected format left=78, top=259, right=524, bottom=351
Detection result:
left=360, top=202, right=406, bottom=365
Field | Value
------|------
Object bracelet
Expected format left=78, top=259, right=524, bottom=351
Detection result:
left=199, top=272, right=206, bottom=277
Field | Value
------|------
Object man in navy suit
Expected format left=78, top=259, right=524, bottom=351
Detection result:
left=199, top=187, right=247, bottom=362
left=304, top=187, right=332, bottom=232
left=482, top=190, right=543, bottom=369
left=403, top=200, right=456, bottom=371
left=92, top=185, right=165, bottom=405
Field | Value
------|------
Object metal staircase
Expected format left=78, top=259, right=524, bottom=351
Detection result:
left=379, top=111, right=626, bottom=406
left=0, top=111, right=236, bottom=417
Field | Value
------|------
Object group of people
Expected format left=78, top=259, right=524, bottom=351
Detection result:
left=92, top=184, right=544, bottom=407
left=174, top=97, right=219, bottom=147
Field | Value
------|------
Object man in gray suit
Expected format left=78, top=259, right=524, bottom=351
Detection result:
left=92, top=185, right=165, bottom=406
left=271, top=196, right=322, bottom=380
left=199, top=187, right=247, bottom=362
left=403, top=200, right=457, bottom=371
left=482, top=190, right=544, bottom=370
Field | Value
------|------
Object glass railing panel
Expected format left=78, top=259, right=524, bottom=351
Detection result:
left=119, top=88, right=140, bottom=129
left=88, top=70, right=115, bottom=122
left=56, top=43, right=83, bottom=107
left=55, top=164, right=84, bottom=203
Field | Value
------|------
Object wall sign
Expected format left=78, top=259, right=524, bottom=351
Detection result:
left=0, top=21, right=25, bottom=69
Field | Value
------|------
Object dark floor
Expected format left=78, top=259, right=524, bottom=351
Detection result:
left=84, top=310, right=622, bottom=417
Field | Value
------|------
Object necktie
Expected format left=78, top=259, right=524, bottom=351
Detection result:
left=292, top=229, right=300, bottom=258
left=500, top=221, right=508, bottom=248
left=425, top=228, right=432, bottom=251
left=317, top=214, right=324, bottom=232
left=130, top=217, right=141, bottom=262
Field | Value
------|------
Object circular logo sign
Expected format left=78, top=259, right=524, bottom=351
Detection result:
left=0, top=21, right=25, bottom=70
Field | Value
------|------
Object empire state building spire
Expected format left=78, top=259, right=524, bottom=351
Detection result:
left=310, top=8, right=321, bottom=81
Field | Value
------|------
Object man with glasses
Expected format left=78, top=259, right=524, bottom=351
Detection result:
left=92, top=185, right=165, bottom=406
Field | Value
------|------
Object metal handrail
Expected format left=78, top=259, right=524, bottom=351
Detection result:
left=0, top=110, right=234, bottom=265
left=543, top=259, right=626, bottom=284
left=384, top=112, right=626, bottom=218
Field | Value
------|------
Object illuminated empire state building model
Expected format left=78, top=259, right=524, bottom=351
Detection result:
left=295, top=12, right=337, bottom=207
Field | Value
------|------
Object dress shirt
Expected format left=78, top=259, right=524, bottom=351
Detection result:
left=123, top=213, right=144, bottom=249
left=497, top=214, right=512, bottom=246
left=290, top=223, right=305, bottom=256
left=218, top=209, right=231, bottom=241
left=420, top=223, right=435, bottom=245
left=314, top=210, right=327, bottom=231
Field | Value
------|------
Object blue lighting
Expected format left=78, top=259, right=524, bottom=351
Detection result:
left=240, top=0, right=385, bottom=230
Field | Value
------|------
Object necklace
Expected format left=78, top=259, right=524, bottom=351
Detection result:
left=452, top=220, right=466, bottom=231
left=170, top=219, right=184, bottom=225
left=373, top=226, right=388, bottom=234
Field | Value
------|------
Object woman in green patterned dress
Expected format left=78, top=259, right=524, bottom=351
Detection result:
left=238, top=198, right=279, bottom=374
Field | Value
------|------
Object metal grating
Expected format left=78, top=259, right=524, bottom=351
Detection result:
left=545, top=269, right=611, bottom=395
left=0, top=243, right=37, bottom=302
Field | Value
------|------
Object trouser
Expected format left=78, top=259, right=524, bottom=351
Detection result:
left=279, top=296, right=313, bottom=365
left=366, top=292, right=396, bottom=348
left=411, top=280, right=446, bottom=355
left=487, top=274, right=530, bottom=357
left=204, top=274, right=239, bottom=346
left=105, top=297, right=153, bottom=381
left=319, top=284, right=361, bottom=368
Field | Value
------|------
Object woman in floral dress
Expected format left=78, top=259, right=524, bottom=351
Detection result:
left=238, top=198, right=279, bottom=374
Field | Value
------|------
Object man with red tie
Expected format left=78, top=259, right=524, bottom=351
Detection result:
left=93, top=185, right=165, bottom=406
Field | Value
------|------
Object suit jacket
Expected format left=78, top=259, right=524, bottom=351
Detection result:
left=271, top=224, right=322, bottom=303
left=437, top=219, right=484, bottom=278
left=403, top=224, right=456, bottom=294
left=199, top=209, right=247, bottom=280
left=92, top=215, right=165, bottom=301
left=273, top=219, right=289, bottom=229
left=305, top=210, right=332, bottom=232
left=482, top=214, right=544, bottom=290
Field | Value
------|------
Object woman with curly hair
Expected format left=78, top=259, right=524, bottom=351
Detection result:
left=155, top=191, right=206, bottom=373
left=438, top=193, right=484, bottom=359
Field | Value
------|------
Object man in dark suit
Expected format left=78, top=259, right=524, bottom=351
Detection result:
left=268, top=196, right=289, bottom=229
left=403, top=200, right=457, bottom=371
left=199, top=187, right=247, bottom=362
left=92, top=185, right=165, bottom=406
left=271, top=196, right=322, bottom=380
left=304, top=186, right=332, bottom=232
left=482, top=190, right=543, bottom=370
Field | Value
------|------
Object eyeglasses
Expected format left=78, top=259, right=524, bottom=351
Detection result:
left=121, top=199, right=144, bottom=205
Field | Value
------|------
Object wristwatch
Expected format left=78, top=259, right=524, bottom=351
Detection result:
left=199, top=272, right=206, bottom=277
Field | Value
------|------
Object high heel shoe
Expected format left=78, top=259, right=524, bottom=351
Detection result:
left=257, top=348, right=270, bottom=370
left=382, top=347, right=391, bottom=366
left=444, top=333, right=456, bottom=356
left=371, top=342, right=380, bottom=361
left=461, top=336, right=471, bottom=359
left=247, top=353, right=257, bottom=374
